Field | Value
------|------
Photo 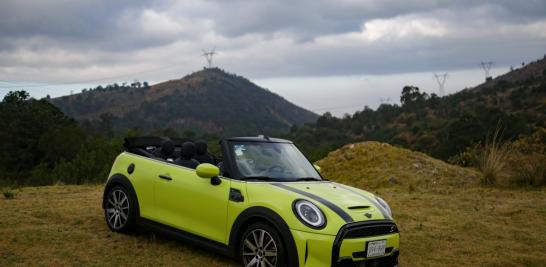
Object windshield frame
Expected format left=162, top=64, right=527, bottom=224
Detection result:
left=223, top=139, right=324, bottom=182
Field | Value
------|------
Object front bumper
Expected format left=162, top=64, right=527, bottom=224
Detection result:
left=291, top=220, right=400, bottom=267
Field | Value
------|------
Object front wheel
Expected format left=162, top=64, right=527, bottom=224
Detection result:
left=240, top=223, right=286, bottom=267
left=104, top=185, right=135, bottom=233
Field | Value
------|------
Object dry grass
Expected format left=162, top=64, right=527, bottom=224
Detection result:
left=316, top=141, right=546, bottom=266
left=316, top=141, right=481, bottom=189
left=1, top=184, right=544, bottom=267
left=0, top=185, right=238, bottom=267
left=360, top=186, right=545, bottom=266
left=479, top=127, right=512, bottom=185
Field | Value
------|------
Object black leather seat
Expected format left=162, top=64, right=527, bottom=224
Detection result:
left=175, top=142, right=200, bottom=169
left=152, top=139, right=175, bottom=161
left=194, top=140, right=214, bottom=164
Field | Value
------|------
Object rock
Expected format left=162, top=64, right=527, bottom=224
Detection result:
left=388, top=176, right=399, bottom=184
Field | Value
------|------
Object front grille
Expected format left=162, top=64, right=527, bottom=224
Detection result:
left=344, top=221, right=399, bottom=239
left=332, top=220, right=400, bottom=267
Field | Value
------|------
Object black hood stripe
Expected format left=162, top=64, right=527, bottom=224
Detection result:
left=334, top=183, right=392, bottom=220
left=271, top=183, right=354, bottom=223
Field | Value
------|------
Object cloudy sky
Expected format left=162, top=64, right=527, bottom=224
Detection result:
left=1, top=0, right=545, bottom=115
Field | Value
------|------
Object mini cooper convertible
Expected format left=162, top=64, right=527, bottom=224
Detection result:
left=103, top=136, right=399, bottom=267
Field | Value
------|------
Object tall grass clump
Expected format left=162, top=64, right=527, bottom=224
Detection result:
left=2, top=188, right=17, bottom=199
left=479, top=126, right=511, bottom=186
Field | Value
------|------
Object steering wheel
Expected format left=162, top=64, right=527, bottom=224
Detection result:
left=268, top=165, right=284, bottom=173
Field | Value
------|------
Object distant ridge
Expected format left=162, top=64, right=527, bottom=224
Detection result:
left=51, top=68, right=318, bottom=135
left=472, top=56, right=546, bottom=90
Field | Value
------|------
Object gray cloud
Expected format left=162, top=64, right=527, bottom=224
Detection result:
left=0, top=0, right=545, bottom=84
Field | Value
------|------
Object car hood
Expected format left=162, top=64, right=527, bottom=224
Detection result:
left=270, top=181, right=392, bottom=223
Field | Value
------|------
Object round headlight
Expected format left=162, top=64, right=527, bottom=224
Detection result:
left=375, top=196, right=392, bottom=217
left=293, top=199, right=326, bottom=229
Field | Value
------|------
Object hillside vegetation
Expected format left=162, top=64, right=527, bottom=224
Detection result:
left=288, top=57, right=546, bottom=162
left=50, top=68, right=318, bottom=135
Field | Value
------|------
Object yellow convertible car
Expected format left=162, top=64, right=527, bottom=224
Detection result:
left=103, top=136, right=399, bottom=267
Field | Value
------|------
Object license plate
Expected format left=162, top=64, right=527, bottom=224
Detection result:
left=366, top=240, right=386, bottom=258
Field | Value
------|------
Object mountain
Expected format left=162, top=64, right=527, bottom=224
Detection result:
left=287, top=56, right=546, bottom=162
left=50, top=68, right=318, bottom=135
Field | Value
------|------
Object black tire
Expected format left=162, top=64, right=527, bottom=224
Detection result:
left=104, top=185, right=136, bottom=233
left=239, top=222, right=286, bottom=267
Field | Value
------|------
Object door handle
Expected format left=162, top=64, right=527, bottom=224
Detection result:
left=158, top=175, right=172, bottom=181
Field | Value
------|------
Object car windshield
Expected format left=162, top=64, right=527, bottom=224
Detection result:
left=230, top=141, right=322, bottom=181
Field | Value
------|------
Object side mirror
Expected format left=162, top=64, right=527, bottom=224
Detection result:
left=196, top=163, right=220, bottom=178
left=196, top=163, right=221, bottom=185
left=313, top=164, right=321, bottom=173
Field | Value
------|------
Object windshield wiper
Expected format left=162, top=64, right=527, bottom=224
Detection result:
left=293, top=177, right=322, bottom=181
left=244, top=176, right=277, bottom=181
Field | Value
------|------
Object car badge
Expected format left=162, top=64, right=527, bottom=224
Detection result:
left=364, top=213, right=372, bottom=219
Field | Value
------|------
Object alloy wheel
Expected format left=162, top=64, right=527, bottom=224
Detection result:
left=242, top=229, right=278, bottom=267
left=106, top=189, right=130, bottom=230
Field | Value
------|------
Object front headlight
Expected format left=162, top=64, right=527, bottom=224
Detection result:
left=375, top=196, right=392, bottom=217
left=293, top=199, right=326, bottom=229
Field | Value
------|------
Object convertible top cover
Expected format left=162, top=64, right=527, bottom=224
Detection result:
left=123, top=136, right=191, bottom=155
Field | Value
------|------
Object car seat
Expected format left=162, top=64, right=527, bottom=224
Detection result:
left=194, top=140, right=214, bottom=164
left=152, top=139, right=175, bottom=161
left=175, top=142, right=200, bottom=169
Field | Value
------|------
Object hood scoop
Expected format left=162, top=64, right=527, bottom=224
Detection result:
left=347, top=205, right=371, bottom=210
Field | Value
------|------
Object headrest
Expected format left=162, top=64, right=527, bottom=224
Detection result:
left=195, top=140, right=208, bottom=155
left=180, top=142, right=196, bottom=159
left=161, top=140, right=175, bottom=156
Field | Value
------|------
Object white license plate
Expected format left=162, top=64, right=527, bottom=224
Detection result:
left=366, top=240, right=387, bottom=258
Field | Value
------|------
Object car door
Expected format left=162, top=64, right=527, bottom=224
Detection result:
left=153, top=163, right=230, bottom=244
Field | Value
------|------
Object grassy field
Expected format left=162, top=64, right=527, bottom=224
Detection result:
left=1, top=184, right=545, bottom=266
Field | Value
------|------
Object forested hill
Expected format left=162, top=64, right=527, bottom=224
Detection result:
left=50, top=68, right=318, bottom=135
left=288, top=56, right=546, bottom=162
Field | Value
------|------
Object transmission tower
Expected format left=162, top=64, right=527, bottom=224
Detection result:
left=201, top=47, right=217, bottom=68
left=480, top=61, right=493, bottom=81
left=433, top=72, right=448, bottom=96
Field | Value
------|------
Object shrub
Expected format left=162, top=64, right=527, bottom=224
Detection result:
left=448, top=143, right=482, bottom=167
left=512, top=160, right=546, bottom=186
left=506, top=128, right=546, bottom=186
left=2, top=188, right=16, bottom=199
left=451, top=127, right=546, bottom=187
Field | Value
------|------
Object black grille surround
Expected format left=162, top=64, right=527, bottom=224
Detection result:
left=331, top=220, right=400, bottom=267
left=344, top=221, right=399, bottom=239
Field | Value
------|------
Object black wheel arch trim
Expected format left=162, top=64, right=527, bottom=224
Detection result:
left=229, top=206, right=299, bottom=267
left=102, top=173, right=140, bottom=218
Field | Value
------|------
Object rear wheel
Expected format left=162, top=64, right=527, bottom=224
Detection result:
left=104, top=185, right=135, bottom=233
left=240, top=223, right=285, bottom=267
